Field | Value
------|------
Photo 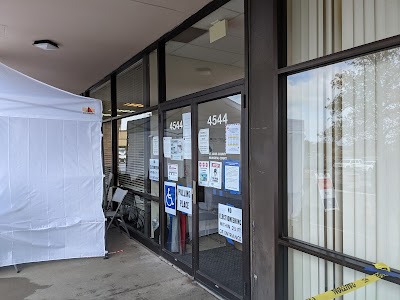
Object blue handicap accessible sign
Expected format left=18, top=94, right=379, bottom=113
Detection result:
left=164, top=181, right=176, bottom=215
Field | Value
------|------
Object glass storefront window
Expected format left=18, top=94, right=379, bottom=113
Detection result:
left=287, top=47, right=400, bottom=267
left=149, top=50, right=158, bottom=106
left=118, top=111, right=158, bottom=195
left=90, top=81, right=111, bottom=119
left=166, top=0, right=244, bottom=100
left=287, top=0, right=400, bottom=65
left=102, top=121, right=113, bottom=180
left=117, top=111, right=160, bottom=242
left=120, top=194, right=159, bottom=242
left=288, top=248, right=400, bottom=300
left=117, top=60, right=145, bottom=116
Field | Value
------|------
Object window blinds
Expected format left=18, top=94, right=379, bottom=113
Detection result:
left=90, top=81, right=112, bottom=178
left=119, top=119, right=146, bottom=192
left=287, top=0, right=400, bottom=65
left=117, top=60, right=144, bottom=115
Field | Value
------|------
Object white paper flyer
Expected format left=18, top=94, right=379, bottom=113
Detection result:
left=177, top=185, right=192, bottom=215
left=183, top=137, right=192, bottom=160
left=225, top=124, right=240, bottom=154
left=198, top=161, right=210, bottom=187
left=152, top=136, right=159, bottom=156
left=198, top=128, right=209, bottom=155
left=171, top=138, right=183, bottom=161
left=149, top=159, right=159, bottom=181
left=209, top=161, right=222, bottom=189
left=224, top=161, right=240, bottom=192
left=163, top=137, right=172, bottom=158
left=182, top=112, right=191, bottom=138
left=168, top=163, right=179, bottom=181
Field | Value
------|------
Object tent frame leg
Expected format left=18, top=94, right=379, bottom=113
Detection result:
left=13, top=264, right=20, bottom=273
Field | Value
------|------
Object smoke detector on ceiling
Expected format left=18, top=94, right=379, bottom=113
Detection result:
left=33, top=40, right=59, bottom=50
left=196, top=67, right=212, bottom=76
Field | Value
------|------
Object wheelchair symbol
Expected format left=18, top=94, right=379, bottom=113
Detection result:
left=165, top=187, right=175, bottom=207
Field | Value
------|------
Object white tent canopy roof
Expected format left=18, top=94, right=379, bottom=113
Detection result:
left=0, top=62, right=102, bottom=121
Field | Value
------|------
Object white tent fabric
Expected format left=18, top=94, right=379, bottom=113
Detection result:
left=0, top=63, right=105, bottom=267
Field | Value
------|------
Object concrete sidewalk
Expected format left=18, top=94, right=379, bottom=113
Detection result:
left=0, top=228, right=218, bottom=300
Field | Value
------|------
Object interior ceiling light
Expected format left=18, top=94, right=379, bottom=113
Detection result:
left=124, top=103, right=144, bottom=108
left=33, top=39, right=59, bottom=50
left=196, top=67, right=212, bottom=76
left=0, top=25, right=7, bottom=39
left=209, top=19, right=227, bottom=43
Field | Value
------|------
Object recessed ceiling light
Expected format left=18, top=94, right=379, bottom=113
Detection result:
left=196, top=67, right=212, bottom=76
left=124, top=103, right=144, bottom=108
left=33, top=39, right=59, bottom=50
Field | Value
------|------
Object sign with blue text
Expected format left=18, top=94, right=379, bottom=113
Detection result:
left=224, top=160, right=240, bottom=194
left=164, top=181, right=176, bottom=216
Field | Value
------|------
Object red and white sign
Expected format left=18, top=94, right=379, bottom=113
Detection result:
left=316, top=174, right=338, bottom=211
left=198, top=161, right=209, bottom=187
left=209, top=161, right=222, bottom=189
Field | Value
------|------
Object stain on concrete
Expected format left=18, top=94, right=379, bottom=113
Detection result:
left=0, top=277, right=50, bottom=300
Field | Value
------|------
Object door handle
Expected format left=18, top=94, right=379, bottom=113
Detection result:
left=192, top=180, right=197, bottom=204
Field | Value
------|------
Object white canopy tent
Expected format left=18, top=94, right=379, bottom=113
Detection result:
left=0, top=63, right=105, bottom=267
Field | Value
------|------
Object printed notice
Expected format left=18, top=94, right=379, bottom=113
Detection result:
left=224, top=160, right=240, bottom=193
left=218, top=204, right=242, bottom=243
left=171, top=139, right=183, bottom=161
left=164, top=181, right=176, bottom=216
left=177, top=185, right=192, bottom=215
left=316, top=173, right=338, bottom=211
left=152, top=136, right=159, bottom=156
left=149, top=159, right=159, bottom=181
left=198, top=128, right=209, bottom=155
left=163, top=137, right=171, bottom=158
left=168, top=163, right=179, bottom=181
left=225, top=124, right=240, bottom=154
left=182, top=112, right=191, bottom=138
left=198, top=161, right=210, bottom=187
left=183, top=137, right=191, bottom=160
left=209, top=161, right=222, bottom=189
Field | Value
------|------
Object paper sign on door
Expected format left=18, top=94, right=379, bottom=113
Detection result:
left=198, top=161, right=209, bottom=187
left=198, top=128, right=209, bottom=155
left=168, top=164, right=178, bottom=181
left=177, top=185, right=192, bottom=215
left=164, top=181, right=176, bottom=216
left=209, top=161, right=222, bottom=189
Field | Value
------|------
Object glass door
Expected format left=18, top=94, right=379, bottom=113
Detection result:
left=162, top=106, right=193, bottom=268
left=160, top=88, right=248, bottom=299
left=195, top=93, right=245, bottom=298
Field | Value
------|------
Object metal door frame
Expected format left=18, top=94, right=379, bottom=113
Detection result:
left=158, top=79, right=250, bottom=300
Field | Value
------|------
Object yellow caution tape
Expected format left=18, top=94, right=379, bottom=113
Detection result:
left=306, top=263, right=390, bottom=300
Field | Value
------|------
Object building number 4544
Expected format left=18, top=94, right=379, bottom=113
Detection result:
left=169, top=113, right=228, bottom=130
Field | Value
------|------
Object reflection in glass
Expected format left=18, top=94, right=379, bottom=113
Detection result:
left=288, top=248, right=400, bottom=300
left=117, top=111, right=160, bottom=243
left=287, top=0, right=400, bottom=65
left=198, top=95, right=243, bottom=296
left=102, top=121, right=113, bottom=181
left=163, top=106, right=192, bottom=266
left=149, top=50, right=158, bottom=106
left=116, top=60, right=144, bottom=116
left=287, top=48, right=400, bottom=272
left=166, top=0, right=244, bottom=100
left=90, top=81, right=111, bottom=119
